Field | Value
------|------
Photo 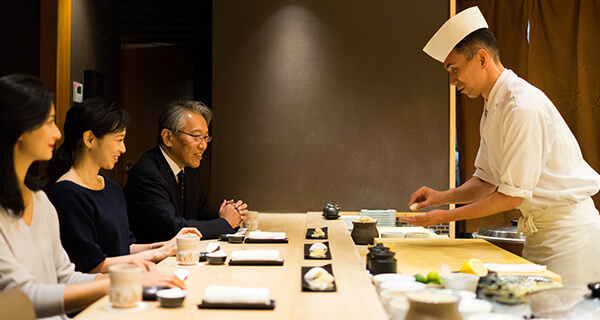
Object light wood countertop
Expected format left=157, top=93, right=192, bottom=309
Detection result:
left=373, top=238, right=561, bottom=282
left=75, top=212, right=387, bottom=320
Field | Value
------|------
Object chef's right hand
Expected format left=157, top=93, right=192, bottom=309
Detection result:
left=408, top=186, right=443, bottom=211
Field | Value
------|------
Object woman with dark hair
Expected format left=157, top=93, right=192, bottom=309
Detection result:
left=0, top=75, right=185, bottom=320
left=47, top=99, right=202, bottom=273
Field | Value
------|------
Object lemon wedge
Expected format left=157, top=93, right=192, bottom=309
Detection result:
left=459, top=258, right=488, bottom=276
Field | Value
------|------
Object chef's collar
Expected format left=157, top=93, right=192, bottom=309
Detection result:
left=423, top=6, right=489, bottom=63
left=484, top=69, right=511, bottom=117
left=159, top=146, right=184, bottom=182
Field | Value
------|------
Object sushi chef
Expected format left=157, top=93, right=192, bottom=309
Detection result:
left=401, top=6, right=600, bottom=286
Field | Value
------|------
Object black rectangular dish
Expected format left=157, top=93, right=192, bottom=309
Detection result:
left=303, top=242, right=332, bottom=260
left=305, top=227, right=328, bottom=239
left=228, top=259, right=285, bottom=266
left=301, top=264, right=337, bottom=292
left=198, top=299, right=276, bottom=310
left=244, top=238, right=289, bottom=244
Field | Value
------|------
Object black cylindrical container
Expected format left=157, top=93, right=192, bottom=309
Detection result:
left=370, top=250, right=397, bottom=275
left=366, top=243, right=388, bottom=272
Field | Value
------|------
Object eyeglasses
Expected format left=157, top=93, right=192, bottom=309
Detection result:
left=176, top=130, right=212, bottom=143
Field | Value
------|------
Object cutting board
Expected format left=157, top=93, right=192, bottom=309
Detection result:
left=374, top=238, right=561, bottom=282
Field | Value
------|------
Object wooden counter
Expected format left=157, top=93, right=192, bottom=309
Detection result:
left=75, top=213, right=387, bottom=320
left=373, top=238, right=561, bottom=282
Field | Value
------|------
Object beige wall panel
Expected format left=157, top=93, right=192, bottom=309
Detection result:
left=212, top=0, right=450, bottom=212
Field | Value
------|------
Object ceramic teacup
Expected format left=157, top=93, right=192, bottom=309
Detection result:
left=109, top=264, right=142, bottom=308
left=176, top=234, right=200, bottom=265
left=243, top=211, right=259, bottom=231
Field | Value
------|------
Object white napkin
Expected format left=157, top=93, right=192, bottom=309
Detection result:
left=248, top=231, right=286, bottom=240
left=231, top=249, right=280, bottom=261
left=484, top=263, right=547, bottom=273
left=203, top=285, right=270, bottom=304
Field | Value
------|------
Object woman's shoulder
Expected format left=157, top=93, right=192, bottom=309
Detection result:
left=47, top=180, right=88, bottom=197
left=101, top=176, right=124, bottom=191
left=32, top=190, right=60, bottom=222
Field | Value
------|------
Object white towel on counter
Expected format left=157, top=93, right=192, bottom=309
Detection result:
left=230, top=249, right=280, bottom=261
left=247, top=231, right=286, bottom=239
left=484, top=263, right=546, bottom=273
left=203, top=285, right=271, bottom=304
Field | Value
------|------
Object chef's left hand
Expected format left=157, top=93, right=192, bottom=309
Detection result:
left=399, top=209, right=448, bottom=227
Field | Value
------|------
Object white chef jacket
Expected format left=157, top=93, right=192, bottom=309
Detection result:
left=472, top=69, right=600, bottom=286
left=473, top=69, right=600, bottom=212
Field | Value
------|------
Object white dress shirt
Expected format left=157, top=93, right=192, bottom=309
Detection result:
left=160, top=146, right=184, bottom=182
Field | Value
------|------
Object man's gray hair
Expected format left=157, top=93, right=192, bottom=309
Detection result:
left=157, top=100, right=213, bottom=145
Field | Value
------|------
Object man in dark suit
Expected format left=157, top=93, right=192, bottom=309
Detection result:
left=124, top=100, right=247, bottom=242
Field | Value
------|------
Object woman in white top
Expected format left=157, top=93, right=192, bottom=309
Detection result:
left=0, top=75, right=185, bottom=319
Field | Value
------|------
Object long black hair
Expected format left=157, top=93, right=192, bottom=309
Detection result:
left=0, top=75, right=54, bottom=217
left=46, top=98, right=130, bottom=185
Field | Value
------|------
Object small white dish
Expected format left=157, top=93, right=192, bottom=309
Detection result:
left=389, top=296, right=410, bottom=320
left=379, top=280, right=425, bottom=295
left=373, top=273, right=415, bottom=293
left=156, top=288, right=187, bottom=308
left=438, top=289, right=477, bottom=300
left=380, top=231, right=406, bottom=238
left=466, top=313, right=523, bottom=320
left=459, top=299, right=493, bottom=318
left=444, top=273, right=480, bottom=292
left=104, top=302, right=147, bottom=312
left=175, top=262, right=202, bottom=267
left=406, top=232, right=430, bottom=238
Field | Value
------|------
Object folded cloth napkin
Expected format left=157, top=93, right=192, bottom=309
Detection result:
left=203, top=285, right=270, bottom=304
left=248, top=231, right=286, bottom=240
left=231, top=249, right=280, bottom=261
left=484, top=263, right=547, bottom=273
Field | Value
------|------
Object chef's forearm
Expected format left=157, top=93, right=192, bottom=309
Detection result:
left=443, top=177, right=497, bottom=205
left=448, top=191, right=523, bottom=221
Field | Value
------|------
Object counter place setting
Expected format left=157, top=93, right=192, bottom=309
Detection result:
left=76, top=209, right=592, bottom=320
left=75, top=212, right=387, bottom=320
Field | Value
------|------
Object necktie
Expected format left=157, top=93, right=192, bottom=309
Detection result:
left=177, top=170, right=185, bottom=208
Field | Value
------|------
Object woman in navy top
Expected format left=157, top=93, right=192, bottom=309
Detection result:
left=47, top=99, right=201, bottom=273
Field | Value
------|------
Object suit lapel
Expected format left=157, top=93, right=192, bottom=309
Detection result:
left=152, top=146, right=184, bottom=216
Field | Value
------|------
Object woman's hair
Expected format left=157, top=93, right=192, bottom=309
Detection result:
left=47, top=98, right=130, bottom=185
left=0, top=75, right=54, bottom=216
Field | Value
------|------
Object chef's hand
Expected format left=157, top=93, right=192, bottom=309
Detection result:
left=399, top=209, right=448, bottom=227
left=408, top=186, right=444, bottom=211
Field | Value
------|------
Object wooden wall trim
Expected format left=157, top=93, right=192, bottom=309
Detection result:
left=449, top=0, right=457, bottom=239
left=40, top=0, right=71, bottom=145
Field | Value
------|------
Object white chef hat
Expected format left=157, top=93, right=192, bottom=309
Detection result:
left=423, top=6, right=489, bottom=63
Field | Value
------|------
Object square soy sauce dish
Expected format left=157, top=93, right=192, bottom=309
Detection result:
left=301, top=264, right=337, bottom=292
left=305, top=227, right=328, bottom=239
left=303, top=242, right=332, bottom=260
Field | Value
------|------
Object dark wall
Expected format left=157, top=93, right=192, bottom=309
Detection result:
left=70, top=0, right=121, bottom=104
left=212, top=0, right=450, bottom=212
left=0, top=0, right=40, bottom=77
